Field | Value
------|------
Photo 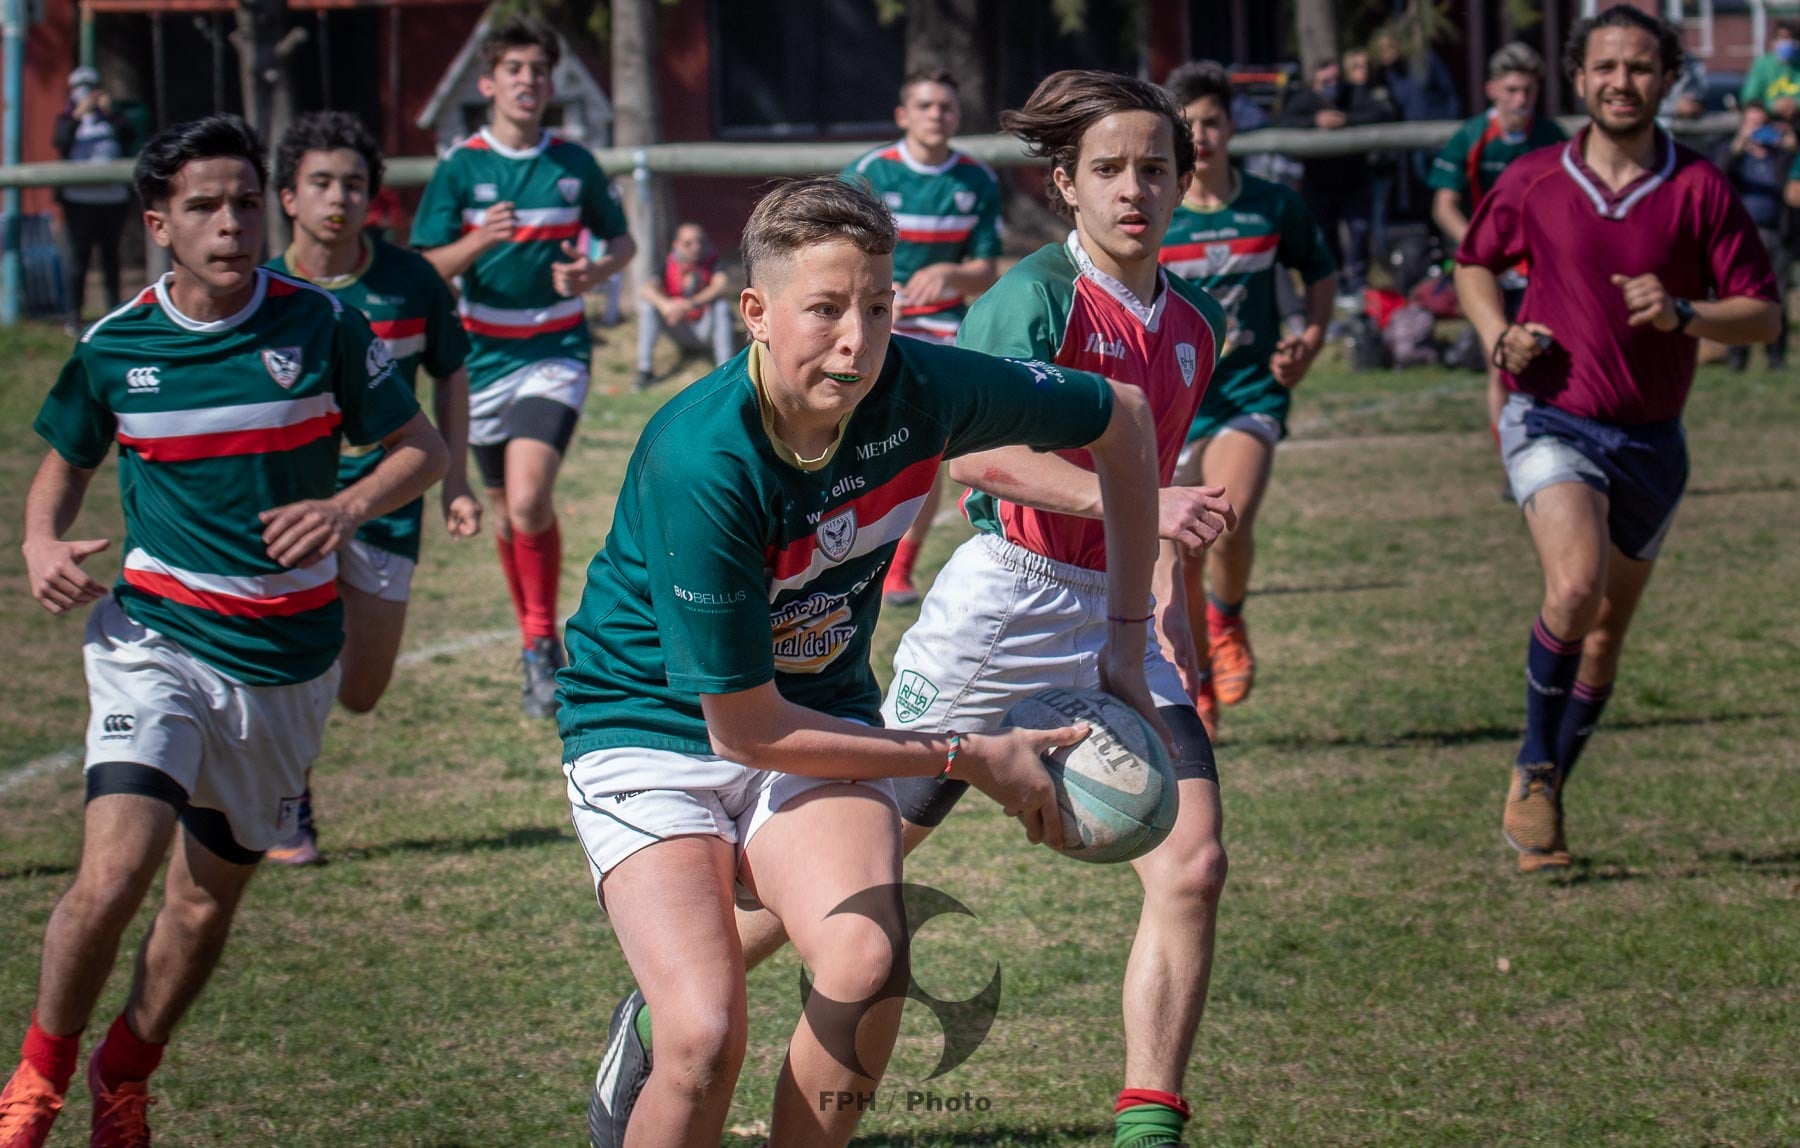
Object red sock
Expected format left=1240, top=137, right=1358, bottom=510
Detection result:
left=93, top=1014, right=162, bottom=1087
left=1115, top=1087, right=1191, bottom=1118
left=1205, top=598, right=1242, bottom=637
left=888, top=539, right=922, bottom=585
left=494, top=531, right=529, bottom=645
left=20, top=1013, right=81, bottom=1094
left=512, top=522, right=562, bottom=644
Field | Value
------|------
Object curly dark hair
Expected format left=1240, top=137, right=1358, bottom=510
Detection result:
left=133, top=114, right=266, bottom=207
left=480, top=15, right=560, bottom=74
left=274, top=110, right=385, bottom=199
left=1164, top=61, right=1234, bottom=113
left=1565, top=4, right=1684, bottom=80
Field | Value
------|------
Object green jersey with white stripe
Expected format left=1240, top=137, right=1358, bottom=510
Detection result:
left=411, top=129, right=628, bottom=386
left=557, top=338, right=1113, bottom=759
left=1159, top=173, right=1335, bottom=437
left=34, top=270, right=421, bottom=685
left=842, top=141, right=1002, bottom=341
left=268, top=238, right=469, bottom=561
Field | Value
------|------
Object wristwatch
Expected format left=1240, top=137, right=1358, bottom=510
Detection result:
left=1672, top=297, right=1697, bottom=334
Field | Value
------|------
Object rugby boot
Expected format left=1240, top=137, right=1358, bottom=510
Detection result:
left=1208, top=613, right=1255, bottom=706
left=589, top=989, right=651, bottom=1148
left=522, top=636, right=565, bottom=719
left=0, top=1060, right=63, bottom=1148
left=1502, top=761, right=1563, bottom=857
left=266, top=789, right=322, bottom=866
left=86, top=1052, right=154, bottom=1148
left=882, top=567, right=920, bottom=608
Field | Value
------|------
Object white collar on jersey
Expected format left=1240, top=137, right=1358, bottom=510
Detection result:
left=153, top=268, right=268, bottom=332
left=1559, top=129, right=1676, bottom=221
left=895, top=138, right=961, bottom=176
left=479, top=126, right=551, bottom=160
left=1066, top=230, right=1168, bottom=333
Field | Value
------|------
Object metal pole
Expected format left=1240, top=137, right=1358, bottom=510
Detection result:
left=80, top=1, right=96, bottom=68
left=2, top=0, right=25, bottom=327
left=631, top=147, right=653, bottom=296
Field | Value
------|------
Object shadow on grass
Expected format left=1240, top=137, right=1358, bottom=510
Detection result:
left=0, top=826, right=572, bottom=884
left=779, top=1126, right=1113, bottom=1147
left=1685, top=478, right=1798, bottom=499
left=1546, top=847, right=1800, bottom=886
left=1255, top=709, right=1786, bottom=753
left=1254, top=579, right=1409, bottom=597
left=327, top=825, right=571, bottom=863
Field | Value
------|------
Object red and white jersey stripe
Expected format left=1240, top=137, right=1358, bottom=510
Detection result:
left=115, top=393, right=343, bottom=462
left=458, top=296, right=586, bottom=339
left=122, top=548, right=339, bottom=618
left=766, top=454, right=943, bottom=597
left=460, top=205, right=584, bottom=243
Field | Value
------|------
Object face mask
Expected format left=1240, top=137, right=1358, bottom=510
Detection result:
left=1778, top=40, right=1800, bottom=64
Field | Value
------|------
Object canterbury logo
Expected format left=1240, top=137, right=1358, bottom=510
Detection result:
left=126, top=367, right=160, bottom=393
left=101, top=713, right=135, bottom=735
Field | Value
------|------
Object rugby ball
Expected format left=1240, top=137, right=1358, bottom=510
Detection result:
left=1001, top=687, right=1178, bottom=863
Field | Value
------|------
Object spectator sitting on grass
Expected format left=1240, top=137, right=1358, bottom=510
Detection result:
left=635, top=221, right=736, bottom=391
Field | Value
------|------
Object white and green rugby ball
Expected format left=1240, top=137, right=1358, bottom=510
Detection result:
left=1002, top=687, right=1178, bottom=863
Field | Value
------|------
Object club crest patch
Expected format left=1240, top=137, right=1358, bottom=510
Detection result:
left=1204, top=243, right=1233, bottom=274
left=817, top=507, right=857, bottom=562
left=954, top=189, right=977, bottom=213
left=557, top=177, right=582, bottom=205
left=262, top=346, right=302, bottom=389
left=883, top=192, right=904, bottom=211
left=1176, top=343, right=1197, bottom=388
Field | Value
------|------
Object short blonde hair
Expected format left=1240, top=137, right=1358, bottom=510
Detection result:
left=742, top=177, right=896, bottom=288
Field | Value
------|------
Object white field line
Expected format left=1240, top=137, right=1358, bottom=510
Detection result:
left=1, top=628, right=517, bottom=796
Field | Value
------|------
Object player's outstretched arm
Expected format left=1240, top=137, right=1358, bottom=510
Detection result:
left=430, top=367, right=481, bottom=538
left=260, top=412, right=448, bottom=568
left=700, top=683, right=1079, bottom=849
left=21, top=450, right=108, bottom=615
left=1079, top=383, right=1174, bottom=748
left=421, top=202, right=517, bottom=282
left=946, top=415, right=1235, bottom=553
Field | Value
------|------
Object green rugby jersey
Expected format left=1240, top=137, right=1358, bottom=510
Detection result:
left=1429, top=109, right=1566, bottom=218
left=411, top=129, right=628, bottom=386
left=558, top=338, right=1113, bottom=758
left=1159, top=172, right=1335, bottom=438
left=34, top=270, right=421, bottom=685
left=842, top=141, right=1002, bottom=342
left=268, top=236, right=469, bottom=561
left=958, top=235, right=1226, bottom=570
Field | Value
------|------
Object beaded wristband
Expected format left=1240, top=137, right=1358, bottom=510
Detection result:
left=941, top=732, right=962, bottom=778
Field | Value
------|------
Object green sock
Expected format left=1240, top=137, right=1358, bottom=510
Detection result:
left=1115, top=1102, right=1185, bottom=1148
left=633, top=1003, right=653, bottom=1053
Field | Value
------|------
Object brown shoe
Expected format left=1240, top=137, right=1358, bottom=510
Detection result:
left=1503, top=761, right=1563, bottom=856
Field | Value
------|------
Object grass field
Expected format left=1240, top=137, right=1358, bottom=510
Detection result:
left=1, top=317, right=1796, bottom=1147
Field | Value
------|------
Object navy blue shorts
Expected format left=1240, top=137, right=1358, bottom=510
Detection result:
left=1497, top=393, right=1688, bottom=561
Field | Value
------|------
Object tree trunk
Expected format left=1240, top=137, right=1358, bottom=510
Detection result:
left=1296, top=0, right=1339, bottom=78
left=610, top=0, right=668, bottom=294
left=904, top=0, right=991, bottom=133
left=232, top=0, right=304, bottom=254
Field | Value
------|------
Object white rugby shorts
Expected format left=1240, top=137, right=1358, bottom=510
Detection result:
left=336, top=537, right=415, bottom=603
left=880, top=532, right=1189, bottom=733
left=564, top=744, right=898, bottom=911
left=468, top=357, right=590, bottom=447
left=82, top=595, right=338, bottom=852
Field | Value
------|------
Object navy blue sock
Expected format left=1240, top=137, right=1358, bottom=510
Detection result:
left=1556, top=679, right=1613, bottom=779
left=1519, top=616, right=1582, bottom=766
left=1205, top=592, right=1243, bottom=617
